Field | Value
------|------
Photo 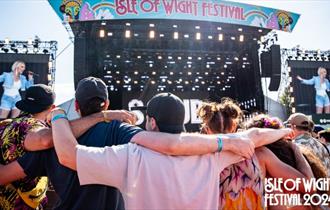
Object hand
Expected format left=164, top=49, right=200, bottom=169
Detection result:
left=102, top=110, right=137, bottom=125
left=282, top=128, right=295, bottom=140
left=296, top=75, right=303, bottom=81
left=228, top=137, right=255, bottom=159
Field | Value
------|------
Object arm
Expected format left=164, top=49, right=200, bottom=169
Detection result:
left=131, top=128, right=291, bottom=157
left=25, top=74, right=34, bottom=88
left=131, top=131, right=255, bottom=159
left=300, top=77, right=315, bottom=85
left=0, top=161, right=26, bottom=185
left=24, top=110, right=136, bottom=151
left=256, top=147, right=311, bottom=193
left=240, top=128, right=292, bottom=148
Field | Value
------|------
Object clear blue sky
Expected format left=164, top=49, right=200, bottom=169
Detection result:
left=0, top=0, right=330, bottom=104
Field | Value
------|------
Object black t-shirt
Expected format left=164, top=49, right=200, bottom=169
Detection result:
left=17, top=120, right=142, bottom=210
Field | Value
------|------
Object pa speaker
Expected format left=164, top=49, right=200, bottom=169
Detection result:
left=269, top=45, right=281, bottom=91
left=261, top=51, right=272, bottom=77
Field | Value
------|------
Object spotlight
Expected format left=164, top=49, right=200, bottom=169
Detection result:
left=218, top=34, right=223, bottom=41
left=99, top=29, right=105, bottom=38
left=125, top=22, right=131, bottom=26
left=149, top=30, right=155, bottom=39
left=196, top=32, right=201, bottom=40
left=239, top=35, right=244, bottom=42
left=195, top=26, right=200, bottom=29
left=159, top=34, right=164, bottom=37
left=149, top=23, right=155, bottom=27
left=208, top=35, right=213, bottom=39
left=173, top=32, right=179, bottom=39
left=230, top=36, right=236, bottom=40
left=238, top=28, right=243, bottom=32
left=107, top=32, right=113, bottom=36
left=125, top=30, right=131, bottom=38
left=184, top=34, right=189, bottom=38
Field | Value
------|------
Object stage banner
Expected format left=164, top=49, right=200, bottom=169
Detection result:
left=48, top=0, right=300, bottom=32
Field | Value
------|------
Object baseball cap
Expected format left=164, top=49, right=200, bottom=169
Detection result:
left=16, top=84, right=55, bottom=114
left=285, top=113, right=313, bottom=129
left=75, top=77, right=108, bottom=107
left=146, top=93, right=185, bottom=134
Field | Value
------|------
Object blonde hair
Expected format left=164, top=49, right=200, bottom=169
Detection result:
left=11, top=60, right=25, bottom=72
left=317, top=67, right=327, bottom=76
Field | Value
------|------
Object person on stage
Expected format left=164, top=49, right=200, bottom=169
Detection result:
left=297, top=67, right=330, bottom=114
left=0, top=60, right=34, bottom=119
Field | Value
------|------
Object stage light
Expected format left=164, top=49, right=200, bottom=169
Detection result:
left=185, top=81, right=189, bottom=84
left=152, top=71, right=156, bottom=75
left=217, top=27, right=222, bottom=31
left=149, top=23, right=155, bottom=27
left=184, top=34, right=189, bottom=38
left=231, top=36, right=236, bottom=40
left=170, top=72, right=174, bottom=75
left=149, top=30, right=155, bottom=39
left=206, top=65, right=210, bottom=69
left=168, top=80, right=172, bottom=84
left=242, top=65, right=246, bottom=68
left=242, top=57, right=247, bottom=61
left=125, top=22, right=131, bottom=26
left=188, top=72, right=192, bottom=75
left=99, top=29, right=105, bottom=38
left=134, top=80, right=138, bottom=84
left=116, top=71, right=120, bottom=74
left=224, top=64, right=227, bottom=68
left=234, top=57, right=239, bottom=61
left=192, top=87, right=196, bottom=91
left=173, top=25, right=178, bottom=28
left=208, top=35, right=213, bottom=39
left=253, top=37, right=257, bottom=41
left=217, top=57, right=221, bottom=61
left=238, top=28, right=243, bottom=32
left=151, top=80, right=156, bottom=84
left=107, top=32, right=112, bottom=37
left=195, top=78, right=199, bottom=82
left=218, top=34, right=223, bottom=41
left=134, top=33, right=139, bottom=37
left=201, top=81, right=205, bottom=85
left=149, top=64, right=153, bottom=68
left=116, top=80, right=121, bottom=84
left=178, top=56, right=182, bottom=60
left=116, top=55, right=121, bottom=58
left=137, top=55, right=141, bottom=59
left=217, top=81, right=221, bottom=84
left=239, top=35, right=244, bottom=42
left=125, top=30, right=131, bottom=38
left=160, top=34, right=164, bottom=37
left=258, top=29, right=263, bottom=33
left=195, top=26, right=200, bottom=29
left=158, top=56, right=162, bottom=59
left=188, top=64, right=192, bottom=68
left=198, top=57, right=202, bottom=60
left=173, top=32, right=179, bottom=39
left=168, top=56, right=173, bottom=59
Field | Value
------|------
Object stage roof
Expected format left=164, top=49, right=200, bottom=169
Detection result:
left=48, top=0, right=300, bottom=32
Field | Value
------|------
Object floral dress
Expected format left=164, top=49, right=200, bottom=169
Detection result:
left=0, top=114, right=48, bottom=210
left=219, top=155, right=264, bottom=210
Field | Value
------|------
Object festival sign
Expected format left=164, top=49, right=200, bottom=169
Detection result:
left=48, top=0, right=300, bottom=32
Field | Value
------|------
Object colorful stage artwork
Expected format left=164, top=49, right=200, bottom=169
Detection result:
left=48, top=0, right=300, bottom=32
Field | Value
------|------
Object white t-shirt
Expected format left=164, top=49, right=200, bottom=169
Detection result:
left=316, top=82, right=327, bottom=97
left=76, top=143, right=241, bottom=210
left=4, top=80, right=21, bottom=97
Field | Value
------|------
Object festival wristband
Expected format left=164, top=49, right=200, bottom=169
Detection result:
left=102, top=111, right=111, bottom=123
left=51, top=113, right=68, bottom=123
left=216, top=135, right=223, bottom=152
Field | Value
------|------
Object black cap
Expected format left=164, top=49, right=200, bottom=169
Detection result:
left=75, top=77, right=108, bottom=107
left=147, top=93, right=185, bottom=134
left=16, top=84, right=55, bottom=114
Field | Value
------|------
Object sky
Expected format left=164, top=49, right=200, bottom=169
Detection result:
left=0, top=0, right=330, bottom=104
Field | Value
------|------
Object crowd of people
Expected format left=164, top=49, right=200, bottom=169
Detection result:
left=0, top=72, right=329, bottom=209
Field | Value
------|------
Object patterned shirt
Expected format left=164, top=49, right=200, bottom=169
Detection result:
left=294, top=133, right=330, bottom=177
left=218, top=155, right=264, bottom=210
left=0, top=114, right=48, bottom=210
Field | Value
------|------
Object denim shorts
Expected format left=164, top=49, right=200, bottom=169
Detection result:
left=315, top=94, right=330, bottom=107
left=0, top=94, right=21, bottom=110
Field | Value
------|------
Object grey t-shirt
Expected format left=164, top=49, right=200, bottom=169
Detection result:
left=77, top=143, right=241, bottom=210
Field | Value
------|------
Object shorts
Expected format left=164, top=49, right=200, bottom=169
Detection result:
left=0, top=94, right=21, bottom=110
left=315, top=94, right=330, bottom=107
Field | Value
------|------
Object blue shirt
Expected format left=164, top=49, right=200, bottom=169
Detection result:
left=0, top=72, right=34, bottom=91
left=301, top=76, right=330, bottom=91
left=17, top=120, right=142, bottom=210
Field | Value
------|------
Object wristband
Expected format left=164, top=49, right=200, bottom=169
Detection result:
left=102, top=111, right=111, bottom=123
left=51, top=113, right=68, bottom=123
left=216, top=135, right=223, bottom=152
